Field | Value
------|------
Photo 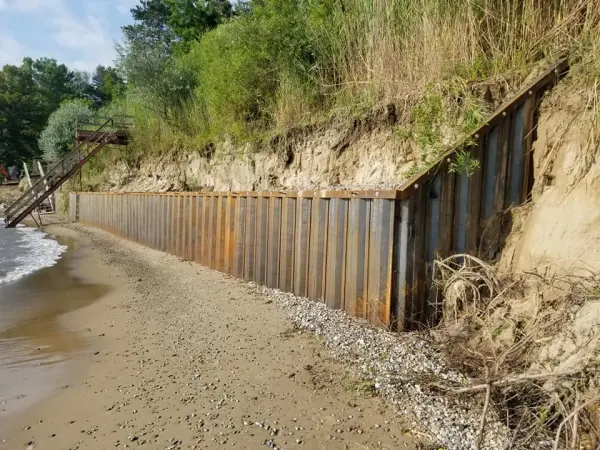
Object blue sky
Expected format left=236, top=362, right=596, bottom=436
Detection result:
left=0, top=0, right=139, bottom=72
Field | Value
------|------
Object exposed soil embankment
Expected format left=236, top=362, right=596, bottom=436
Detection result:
left=100, top=77, right=518, bottom=194
left=501, top=86, right=600, bottom=275
left=106, top=111, right=415, bottom=193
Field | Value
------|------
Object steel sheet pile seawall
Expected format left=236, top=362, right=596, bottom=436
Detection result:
left=67, top=58, right=568, bottom=330
left=392, top=57, right=569, bottom=327
left=71, top=190, right=403, bottom=329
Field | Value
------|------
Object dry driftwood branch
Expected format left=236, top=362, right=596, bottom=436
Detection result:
left=433, top=369, right=583, bottom=394
left=571, top=392, right=579, bottom=450
left=474, top=365, right=492, bottom=450
left=553, top=394, right=600, bottom=450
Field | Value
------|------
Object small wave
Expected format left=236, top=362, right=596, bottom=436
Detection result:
left=0, top=225, right=67, bottom=285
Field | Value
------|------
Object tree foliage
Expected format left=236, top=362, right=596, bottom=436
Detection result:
left=0, top=58, right=123, bottom=166
left=38, top=99, right=92, bottom=163
left=0, top=64, right=45, bottom=165
left=92, top=66, right=126, bottom=106
left=117, top=0, right=235, bottom=122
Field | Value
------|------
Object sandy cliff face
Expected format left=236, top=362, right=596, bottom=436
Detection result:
left=103, top=111, right=415, bottom=193
left=500, top=86, right=600, bottom=275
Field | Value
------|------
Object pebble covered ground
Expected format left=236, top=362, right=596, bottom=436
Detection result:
left=3, top=223, right=512, bottom=450
left=253, top=286, right=512, bottom=450
left=4, top=225, right=416, bottom=450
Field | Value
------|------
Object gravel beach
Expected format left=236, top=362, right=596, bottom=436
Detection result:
left=2, top=225, right=416, bottom=450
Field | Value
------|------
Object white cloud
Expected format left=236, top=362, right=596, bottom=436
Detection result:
left=0, top=0, right=62, bottom=12
left=116, top=0, right=139, bottom=15
left=54, top=13, right=117, bottom=70
left=0, top=34, right=31, bottom=67
left=0, top=0, right=129, bottom=72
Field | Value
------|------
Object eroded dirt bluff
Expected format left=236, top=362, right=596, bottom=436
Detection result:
left=97, top=73, right=527, bottom=194
left=106, top=110, right=415, bottom=193
left=500, top=83, right=600, bottom=275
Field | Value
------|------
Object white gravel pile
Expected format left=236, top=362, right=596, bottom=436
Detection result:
left=253, top=285, right=512, bottom=450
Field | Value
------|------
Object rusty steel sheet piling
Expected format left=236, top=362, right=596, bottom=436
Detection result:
left=74, top=190, right=409, bottom=329
left=68, top=57, right=568, bottom=330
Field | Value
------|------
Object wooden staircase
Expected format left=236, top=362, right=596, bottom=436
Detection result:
left=3, top=116, right=132, bottom=228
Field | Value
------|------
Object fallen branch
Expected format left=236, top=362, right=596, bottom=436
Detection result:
left=553, top=394, right=600, bottom=450
left=474, top=381, right=492, bottom=450
left=432, top=369, right=583, bottom=394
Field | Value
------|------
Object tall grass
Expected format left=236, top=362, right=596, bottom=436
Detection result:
left=125, top=0, right=600, bottom=158
left=310, top=0, right=600, bottom=101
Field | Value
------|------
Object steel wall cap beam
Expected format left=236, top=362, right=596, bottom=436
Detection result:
left=396, top=57, right=569, bottom=201
left=74, top=189, right=404, bottom=199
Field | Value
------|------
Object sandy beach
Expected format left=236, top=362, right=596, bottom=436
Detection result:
left=1, top=224, right=414, bottom=450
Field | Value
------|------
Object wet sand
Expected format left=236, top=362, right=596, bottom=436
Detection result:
left=2, top=224, right=414, bottom=450
left=0, top=229, right=110, bottom=431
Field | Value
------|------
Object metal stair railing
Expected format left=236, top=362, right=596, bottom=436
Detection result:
left=3, top=118, right=117, bottom=227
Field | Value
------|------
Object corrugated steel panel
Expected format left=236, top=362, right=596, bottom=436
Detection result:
left=208, top=196, right=218, bottom=269
left=225, top=196, right=236, bottom=274
left=344, top=198, right=370, bottom=319
left=233, top=196, right=246, bottom=278
left=507, top=102, right=526, bottom=206
left=278, top=197, right=296, bottom=292
left=308, top=197, right=328, bottom=301
left=255, top=197, right=269, bottom=285
left=183, top=195, right=191, bottom=259
left=293, top=198, right=311, bottom=297
left=367, top=199, right=395, bottom=327
left=214, top=196, right=223, bottom=270
left=194, top=195, right=203, bottom=263
left=188, top=195, right=196, bottom=261
left=325, top=198, right=348, bottom=311
left=466, top=141, right=483, bottom=253
left=425, top=174, right=442, bottom=321
left=266, top=196, right=281, bottom=289
left=482, top=125, right=500, bottom=222
left=243, top=196, right=257, bottom=281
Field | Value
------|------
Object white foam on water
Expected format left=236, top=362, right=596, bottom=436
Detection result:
left=0, top=223, right=67, bottom=285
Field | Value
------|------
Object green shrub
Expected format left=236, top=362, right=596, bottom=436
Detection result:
left=123, top=0, right=600, bottom=167
left=39, top=99, right=92, bottom=162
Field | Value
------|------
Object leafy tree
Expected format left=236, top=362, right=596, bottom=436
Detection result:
left=0, top=57, right=112, bottom=166
left=38, top=99, right=92, bottom=162
left=117, top=38, right=195, bottom=119
left=92, top=66, right=126, bottom=106
left=165, top=0, right=234, bottom=52
left=122, top=0, right=234, bottom=53
left=118, top=0, right=235, bottom=121
left=26, top=58, right=76, bottom=115
left=0, top=64, right=45, bottom=165
left=123, top=0, right=174, bottom=49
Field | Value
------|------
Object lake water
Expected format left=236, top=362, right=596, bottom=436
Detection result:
left=0, top=224, right=67, bottom=286
left=0, top=225, right=109, bottom=434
